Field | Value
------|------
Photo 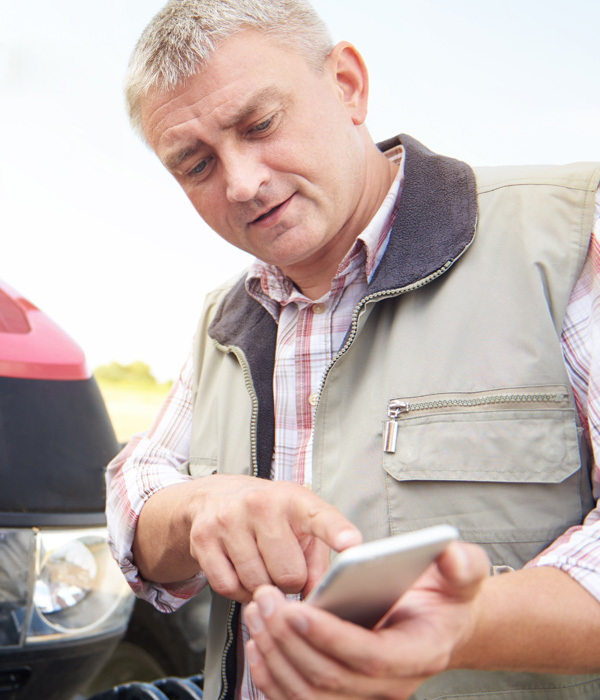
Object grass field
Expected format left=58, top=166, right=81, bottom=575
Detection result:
left=96, top=379, right=171, bottom=444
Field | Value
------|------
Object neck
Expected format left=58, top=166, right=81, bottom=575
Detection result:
left=287, top=145, right=398, bottom=300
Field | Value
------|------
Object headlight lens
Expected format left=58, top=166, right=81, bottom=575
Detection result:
left=0, top=527, right=134, bottom=647
left=35, top=536, right=97, bottom=613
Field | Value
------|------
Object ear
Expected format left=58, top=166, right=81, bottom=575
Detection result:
left=327, top=42, right=369, bottom=125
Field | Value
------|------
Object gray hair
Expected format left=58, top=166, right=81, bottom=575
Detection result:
left=125, top=0, right=334, bottom=139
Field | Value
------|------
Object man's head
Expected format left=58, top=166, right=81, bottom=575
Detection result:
left=126, top=0, right=333, bottom=141
left=130, top=1, right=396, bottom=295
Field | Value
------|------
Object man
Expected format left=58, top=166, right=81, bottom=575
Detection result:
left=106, top=1, right=600, bottom=698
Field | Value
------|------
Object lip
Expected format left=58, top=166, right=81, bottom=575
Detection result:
left=250, top=195, right=294, bottom=228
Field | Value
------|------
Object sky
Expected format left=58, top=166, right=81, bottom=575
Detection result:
left=1, top=0, right=599, bottom=381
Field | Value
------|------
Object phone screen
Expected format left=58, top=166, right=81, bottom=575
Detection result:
left=306, top=524, right=459, bottom=627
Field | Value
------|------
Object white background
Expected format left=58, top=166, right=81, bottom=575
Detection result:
left=1, top=0, right=598, bottom=380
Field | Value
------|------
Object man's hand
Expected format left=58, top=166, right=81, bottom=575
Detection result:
left=133, top=475, right=363, bottom=603
left=243, top=542, right=489, bottom=699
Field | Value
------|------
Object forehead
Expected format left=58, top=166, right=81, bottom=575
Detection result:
left=140, top=31, right=320, bottom=152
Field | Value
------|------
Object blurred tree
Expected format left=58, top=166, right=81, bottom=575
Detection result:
left=94, top=361, right=158, bottom=386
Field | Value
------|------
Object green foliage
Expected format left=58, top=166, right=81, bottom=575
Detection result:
left=94, top=360, right=169, bottom=388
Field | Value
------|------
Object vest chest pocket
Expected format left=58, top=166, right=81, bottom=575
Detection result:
left=381, top=386, right=591, bottom=569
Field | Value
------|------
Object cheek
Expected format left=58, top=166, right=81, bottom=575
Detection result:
left=187, top=189, right=248, bottom=249
left=185, top=184, right=225, bottom=224
left=264, top=128, right=324, bottom=178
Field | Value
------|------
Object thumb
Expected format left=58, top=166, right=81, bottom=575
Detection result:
left=436, top=542, right=490, bottom=599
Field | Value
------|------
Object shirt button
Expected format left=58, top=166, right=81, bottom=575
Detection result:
left=313, top=303, right=325, bottom=314
left=308, top=393, right=319, bottom=406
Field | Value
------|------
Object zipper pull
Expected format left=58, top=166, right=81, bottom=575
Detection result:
left=383, top=400, right=409, bottom=453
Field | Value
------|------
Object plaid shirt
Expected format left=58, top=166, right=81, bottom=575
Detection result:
left=526, top=190, right=600, bottom=582
left=106, top=171, right=600, bottom=697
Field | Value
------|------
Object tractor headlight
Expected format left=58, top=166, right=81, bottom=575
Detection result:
left=0, top=527, right=134, bottom=647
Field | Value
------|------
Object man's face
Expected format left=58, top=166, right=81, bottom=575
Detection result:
left=140, top=31, right=371, bottom=281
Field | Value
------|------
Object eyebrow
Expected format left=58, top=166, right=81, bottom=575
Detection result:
left=163, top=140, right=205, bottom=173
left=221, top=86, right=284, bottom=129
left=162, top=86, right=286, bottom=173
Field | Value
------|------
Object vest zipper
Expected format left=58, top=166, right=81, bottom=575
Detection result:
left=217, top=602, right=236, bottom=700
left=383, top=387, right=569, bottom=454
left=213, top=341, right=259, bottom=700
left=314, top=259, right=456, bottom=409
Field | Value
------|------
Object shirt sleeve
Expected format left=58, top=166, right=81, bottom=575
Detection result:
left=105, top=344, right=207, bottom=612
left=527, top=188, right=600, bottom=600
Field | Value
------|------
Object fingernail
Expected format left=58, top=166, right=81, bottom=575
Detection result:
left=256, top=590, right=275, bottom=618
left=336, top=529, right=360, bottom=549
left=244, top=603, right=264, bottom=635
left=452, top=543, right=470, bottom=580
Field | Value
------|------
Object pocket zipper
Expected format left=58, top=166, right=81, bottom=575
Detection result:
left=383, top=387, right=569, bottom=454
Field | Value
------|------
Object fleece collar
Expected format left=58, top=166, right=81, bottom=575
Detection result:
left=369, top=134, right=477, bottom=294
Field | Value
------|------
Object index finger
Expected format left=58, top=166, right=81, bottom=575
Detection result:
left=290, top=489, right=363, bottom=552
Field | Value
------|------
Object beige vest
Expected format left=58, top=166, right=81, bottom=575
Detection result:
left=185, top=136, right=600, bottom=699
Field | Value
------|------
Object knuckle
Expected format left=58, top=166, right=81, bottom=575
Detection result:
left=236, top=566, right=270, bottom=595
left=217, top=581, right=237, bottom=598
left=311, top=667, right=344, bottom=692
left=209, top=573, right=244, bottom=601
left=360, top=651, right=390, bottom=678
left=242, top=487, right=270, bottom=514
left=215, top=503, right=238, bottom=530
left=273, top=570, right=305, bottom=593
left=189, top=516, right=212, bottom=545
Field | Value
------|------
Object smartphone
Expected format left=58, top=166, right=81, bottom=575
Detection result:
left=305, top=524, right=459, bottom=628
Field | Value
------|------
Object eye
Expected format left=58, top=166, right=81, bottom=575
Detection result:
left=191, top=158, right=209, bottom=175
left=248, top=114, right=277, bottom=136
left=187, top=156, right=214, bottom=180
left=252, top=117, right=272, bottom=132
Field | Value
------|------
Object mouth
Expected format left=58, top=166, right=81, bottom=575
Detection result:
left=250, top=195, right=293, bottom=227
left=253, top=206, right=280, bottom=223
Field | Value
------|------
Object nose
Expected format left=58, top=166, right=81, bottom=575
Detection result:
left=224, top=151, right=270, bottom=203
